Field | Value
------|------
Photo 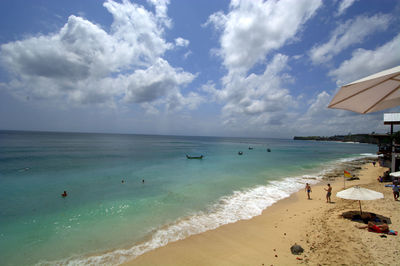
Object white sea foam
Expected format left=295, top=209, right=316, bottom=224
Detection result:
left=40, top=154, right=373, bottom=266
left=336, top=153, right=377, bottom=164
left=360, top=153, right=377, bottom=157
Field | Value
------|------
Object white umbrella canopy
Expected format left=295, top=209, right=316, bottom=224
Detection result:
left=336, top=186, right=384, bottom=200
left=390, top=171, right=400, bottom=177
left=328, top=65, right=400, bottom=114
left=336, top=186, right=384, bottom=214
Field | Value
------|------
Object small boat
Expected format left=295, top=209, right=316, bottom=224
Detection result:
left=238, top=151, right=243, bottom=155
left=248, top=147, right=253, bottom=150
left=267, top=148, right=271, bottom=152
left=186, top=155, right=203, bottom=159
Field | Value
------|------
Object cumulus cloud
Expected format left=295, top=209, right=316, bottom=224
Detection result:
left=336, top=0, right=358, bottom=16
left=329, top=33, right=400, bottom=85
left=124, top=58, right=195, bottom=103
left=206, top=0, right=322, bottom=74
left=208, top=54, right=296, bottom=127
left=310, top=14, right=391, bottom=65
left=0, top=0, right=197, bottom=112
left=291, top=91, right=387, bottom=135
left=174, top=37, right=189, bottom=47
left=146, top=0, right=172, bottom=28
left=204, top=0, right=321, bottom=128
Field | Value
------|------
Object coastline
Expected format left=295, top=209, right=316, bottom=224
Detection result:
left=124, top=160, right=400, bottom=265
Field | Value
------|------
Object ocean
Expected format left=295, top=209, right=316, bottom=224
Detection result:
left=0, top=131, right=377, bottom=265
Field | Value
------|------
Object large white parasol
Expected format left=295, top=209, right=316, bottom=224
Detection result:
left=390, top=171, right=400, bottom=177
left=328, top=65, right=400, bottom=114
left=336, top=186, right=384, bottom=214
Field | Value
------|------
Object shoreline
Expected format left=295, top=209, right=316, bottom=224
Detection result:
left=38, top=155, right=380, bottom=265
left=124, top=158, right=400, bottom=265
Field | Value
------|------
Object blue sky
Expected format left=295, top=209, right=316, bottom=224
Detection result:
left=0, top=0, right=399, bottom=138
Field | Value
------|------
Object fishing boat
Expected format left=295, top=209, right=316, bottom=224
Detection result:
left=186, top=155, right=203, bottom=159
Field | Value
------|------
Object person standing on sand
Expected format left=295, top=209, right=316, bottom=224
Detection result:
left=305, top=183, right=312, bottom=199
left=325, top=184, right=332, bottom=203
left=393, top=184, right=399, bottom=201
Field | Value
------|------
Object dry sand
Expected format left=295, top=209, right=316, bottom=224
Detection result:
left=125, top=163, right=400, bottom=265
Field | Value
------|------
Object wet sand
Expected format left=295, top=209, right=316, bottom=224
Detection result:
left=124, top=162, right=400, bottom=265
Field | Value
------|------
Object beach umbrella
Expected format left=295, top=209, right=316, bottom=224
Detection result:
left=328, top=65, right=400, bottom=114
left=390, top=171, right=400, bottom=177
left=336, top=186, right=384, bottom=214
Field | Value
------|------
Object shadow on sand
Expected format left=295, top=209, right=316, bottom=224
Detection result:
left=342, top=210, right=391, bottom=225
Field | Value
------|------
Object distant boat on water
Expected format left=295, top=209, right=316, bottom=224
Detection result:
left=267, top=148, right=271, bottom=152
left=186, top=155, right=203, bottom=159
left=238, top=151, right=243, bottom=155
left=248, top=147, right=253, bottom=150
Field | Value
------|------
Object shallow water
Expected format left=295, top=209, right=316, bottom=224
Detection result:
left=0, top=131, right=377, bottom=265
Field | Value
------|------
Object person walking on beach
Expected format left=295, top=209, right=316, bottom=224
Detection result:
left=325, top=184, right=332, bottom=203
left=305, top=183, right=312, bottom=200
left=393, top=184, right=399, bottom=201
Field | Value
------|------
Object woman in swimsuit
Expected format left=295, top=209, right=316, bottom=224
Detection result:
left=357, top=220, right=389, bottom=233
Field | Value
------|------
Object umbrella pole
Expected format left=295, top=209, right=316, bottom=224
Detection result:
left=359, top=200, right=362, bottom=215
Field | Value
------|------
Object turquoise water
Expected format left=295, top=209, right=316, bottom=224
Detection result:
left=0, top=131, right=377, bottom=265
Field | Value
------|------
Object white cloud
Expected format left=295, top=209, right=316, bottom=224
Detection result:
left=206, top=0, right=322, bottom=74
left=329, top=33, right=400, bottom=85
left=174, top=37, right=189, bottom=47
left=310, top=14, right=391, bottom=65
left=204, top=0, right=321, bottom=129
left=183, top=50, right=192, bottom=59
left=336, top=0, right=358, bottom=16
left=165, top=91, right=205, bottom=112
left=291, top=91, right=387, bottom=136
left=208, top=54, right=295, bottom=127
left=0, top=0, right=197, bottom=112
left=146, top=0, right=172, bottom=28
left=124, top=58, right=195, bottom=103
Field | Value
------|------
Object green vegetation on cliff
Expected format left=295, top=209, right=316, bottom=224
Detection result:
left=293, top=134, right=378, bottom=144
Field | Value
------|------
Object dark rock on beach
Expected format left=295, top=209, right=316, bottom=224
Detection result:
left=290, top=244, right=304, bottom=255
left=320, top=157, right=376, bottom=182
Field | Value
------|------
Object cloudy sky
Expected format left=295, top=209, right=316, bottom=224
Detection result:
left=1, top=0, right=399, bottom=138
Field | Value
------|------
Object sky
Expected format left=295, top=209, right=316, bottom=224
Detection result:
left=0, top=0, right=400, bottom=138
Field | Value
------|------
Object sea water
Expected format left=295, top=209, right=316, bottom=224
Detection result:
left=0, top=131, right=377, bottom=265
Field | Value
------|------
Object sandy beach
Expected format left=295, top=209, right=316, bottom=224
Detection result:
left=125, top=162, right=400, bottom=265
